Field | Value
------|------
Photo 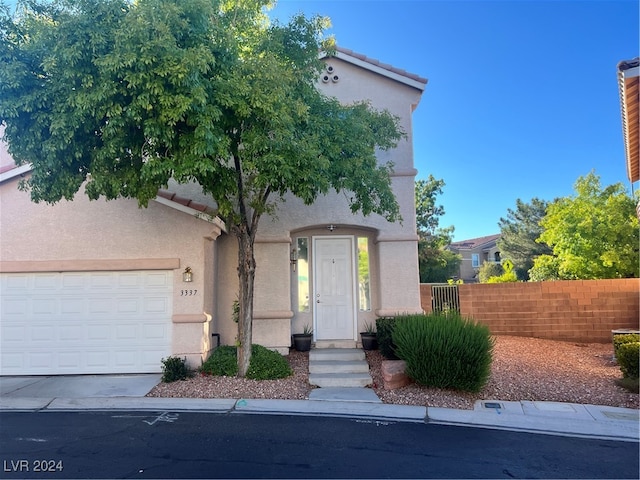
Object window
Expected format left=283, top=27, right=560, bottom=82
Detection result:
left=296, top=238, right=309, bottom=312
left=494, top=251, right=501, bottom=262
left=357, top=237, right=371, bottom=311
left=471, top=253, right=480, bottom=268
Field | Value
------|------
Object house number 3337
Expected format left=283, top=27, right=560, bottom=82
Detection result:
left=181, top=290, right=197, bottom=296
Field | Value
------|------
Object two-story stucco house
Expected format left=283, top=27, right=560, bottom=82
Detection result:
left=0, top=47, right=427, bottom=375
left=447, top=234, right=501, bottom=283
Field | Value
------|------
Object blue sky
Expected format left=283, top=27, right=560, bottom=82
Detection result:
left=271, top=0, right=639, bottom=241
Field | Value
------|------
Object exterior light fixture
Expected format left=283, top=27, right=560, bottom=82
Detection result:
left=183, top=267, right=193, bottom=282
left=290, top=249, right=298, bottom=272
left=327, top=224, right=337, bottom=232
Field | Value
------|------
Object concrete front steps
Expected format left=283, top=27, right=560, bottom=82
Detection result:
left=308, top=348, right=373, bottom=388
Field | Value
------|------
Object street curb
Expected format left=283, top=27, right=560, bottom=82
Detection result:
left=232, top=398, right=427, bottom=422
left=1, top=396, right=638, bottom=442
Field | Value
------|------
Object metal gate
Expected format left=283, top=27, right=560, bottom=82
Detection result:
left=431, top=284, right=460, bottom=314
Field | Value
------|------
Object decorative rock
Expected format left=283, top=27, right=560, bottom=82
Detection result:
left=381, top=359, right=411, bottom=390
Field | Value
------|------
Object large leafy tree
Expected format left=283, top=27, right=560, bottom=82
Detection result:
left=529, top=172, right=639, bottom=280
left=497, top=198, right=552, bottom=280
left=0, top=0, right=404, bottom=376
left=415, top=176, right=460, bottom=283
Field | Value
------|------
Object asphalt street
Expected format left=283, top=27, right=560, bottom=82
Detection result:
left=1, top=411, right=638, bottom=479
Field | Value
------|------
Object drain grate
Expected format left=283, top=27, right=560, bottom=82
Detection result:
left=483, top=402, right=503, bottom=409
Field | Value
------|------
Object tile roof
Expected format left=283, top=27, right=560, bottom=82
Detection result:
left=334, top=46, right=428, bottom=85
left=448, top=233, right=501, bottom=250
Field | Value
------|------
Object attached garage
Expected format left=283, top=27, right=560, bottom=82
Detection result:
left=0, top=270, right=173, bottom=375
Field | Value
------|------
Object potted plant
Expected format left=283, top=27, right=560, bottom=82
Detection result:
left=360, top=321, right=378, bottom=350
left=292, top=324, right=313, bottom=352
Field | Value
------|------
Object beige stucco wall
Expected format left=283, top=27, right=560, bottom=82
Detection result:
left=237, top=56, right=425, bottom=348
left=0, top=173, right=223, bottom=368
left=1, top=51, right=426, bottom=360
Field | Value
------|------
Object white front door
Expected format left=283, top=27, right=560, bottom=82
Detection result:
left=313, top=237, right=355, bottom=340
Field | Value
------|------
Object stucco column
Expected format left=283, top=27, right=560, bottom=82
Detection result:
left=375, top=236, right=423, bottom=317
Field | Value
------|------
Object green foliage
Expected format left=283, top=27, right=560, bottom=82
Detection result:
left=201, top=346, right=238, bottom=377
left=478, top=261, right=503, bottom=283
left=376, top=316, right=399, bottom=360
left=528, top=255, right=561, bottom=282
left=530, top=172, right=639, bottom=280
left=0, top=0, right=405, bottom=377
left=486, top=270, right=518, bottom=283
left=617, top=343, right=640, bottom=379
left=497, top=198, right=552, bottom=280
left=200, top=345, right=292, bottom=380
left=415, top=176, right=461, bottom=283
left=362, top=321, right=376, bottom=334
left=613, top=333, right=640, bottom=354
left=486, top=262, right=518, bottom=283
left=161, top=356, right=192, bottom=383
left=392, top=313, right=494, bottom=392
left=246, top=344, right=293, bottom=380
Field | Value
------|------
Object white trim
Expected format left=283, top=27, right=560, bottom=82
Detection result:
left=153, top=195, right=227, bottom=231
left=0, top=164, right=32, bottom=184
left=622, top=65, right=640, bottom=79
left=321, top=51, right=427, bottom=91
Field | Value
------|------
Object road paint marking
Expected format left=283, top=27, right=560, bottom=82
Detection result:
left=143, top=412, right=179, bottom=426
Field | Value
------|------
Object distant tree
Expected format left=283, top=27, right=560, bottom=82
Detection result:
left=497, top=198, right=552, bottom=280
left=0, top=0, right=404, bottom=376
left=529, top=172, right=639, bottom=280
left=415, top=176, right=461, bottom=282
left=477, top=261, right=503, bottom=283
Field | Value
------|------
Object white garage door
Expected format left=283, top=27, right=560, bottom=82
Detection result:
left=0, top=270, right=173, bottom=375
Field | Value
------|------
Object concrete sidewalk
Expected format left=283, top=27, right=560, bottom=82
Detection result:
left=1, top=375, right=638, bottom=443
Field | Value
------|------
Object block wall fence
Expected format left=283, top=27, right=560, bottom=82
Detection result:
left=420, top=279, right=639, bottom=343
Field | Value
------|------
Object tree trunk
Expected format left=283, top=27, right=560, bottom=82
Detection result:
left=235, top=224, right=256, bottom=378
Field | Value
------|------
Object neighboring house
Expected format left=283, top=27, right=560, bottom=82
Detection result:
left=0, top=47, right=427, bottom=375
left=617, top=57, right=639, bottom=218
left=447, top=234, right=501, bottom=283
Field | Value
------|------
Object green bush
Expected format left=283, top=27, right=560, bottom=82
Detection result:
left=247, top=344, right=293, bottom=380
left=376, top=316, right=399, bottom=360
left=200, top=344, right=292, bottom=380
left=613, top=333, right=640, bottom=357
left=392, top=313, right=494, bottom=392
left=201, top=345, right=238, bottom=376
left=478, top=261, right=503, bottom=283
left=161, top=356, right=192, bottom=383
left=617, top=342, right=639, bottom=379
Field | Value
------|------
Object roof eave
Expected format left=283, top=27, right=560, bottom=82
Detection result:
left=618, top=59, right=639, bottom=183
left=321, top=47, right=428, bottom=92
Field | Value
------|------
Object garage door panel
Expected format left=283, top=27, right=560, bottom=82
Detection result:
left=61, top=297, right=84, bottom=314
left=145, top=297, right=170, bottom=314
left=1, top=271, right=173, bottom=375
left=33, top=274, right=59, bottom=290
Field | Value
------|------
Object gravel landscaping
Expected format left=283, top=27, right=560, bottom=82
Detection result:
left=147, top=335, right=639, bottom=410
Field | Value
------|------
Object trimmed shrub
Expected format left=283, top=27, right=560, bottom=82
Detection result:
left=201, top=345, right=237, bottom=376
left=617, top=342, right=640, bottom=379
left=392, top=313, right=494, bottom=392
left=376, top=316, right=399, bottom=360
left=246, top=344, right=293, bottom=380
left=200, top=344, right=292, bottom=380
left=613, top=333, right=640, bottom=358
left=161, top=356, right=192, bottom=383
